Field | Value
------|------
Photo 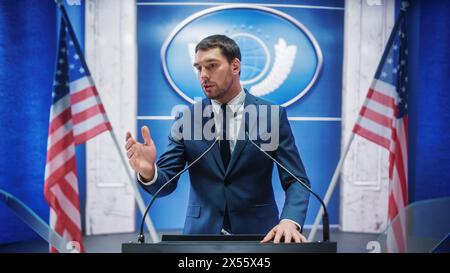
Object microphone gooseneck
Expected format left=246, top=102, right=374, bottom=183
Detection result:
left=137, top=137, right=219, bottom=244
left=245, top=130, right=330, bottom=242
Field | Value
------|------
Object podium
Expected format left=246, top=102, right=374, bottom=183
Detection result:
left=122, top=235, right=337, bottom=253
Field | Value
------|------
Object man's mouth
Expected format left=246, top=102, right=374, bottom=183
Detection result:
left=203, top=83, right=215, bottom=90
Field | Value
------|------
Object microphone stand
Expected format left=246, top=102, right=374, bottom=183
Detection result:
left=245, top=131, right=330, bottom=242
left=137, top=138, right=219, bottom=243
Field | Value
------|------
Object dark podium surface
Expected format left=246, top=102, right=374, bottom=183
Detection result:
left=122, top=235, right=337, bottom=253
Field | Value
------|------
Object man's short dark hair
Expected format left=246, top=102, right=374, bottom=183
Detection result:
left=195, top=34, right=241, bottom=64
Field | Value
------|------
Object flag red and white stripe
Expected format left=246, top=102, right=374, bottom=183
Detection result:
left=353, top=79, right=408, bottom=253
left=44, top=17, right=111, bottom=253
left=353, top=12, right=409, bottom=253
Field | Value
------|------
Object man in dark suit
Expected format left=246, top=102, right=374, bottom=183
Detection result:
left=125, top=35, right=310, bottom=243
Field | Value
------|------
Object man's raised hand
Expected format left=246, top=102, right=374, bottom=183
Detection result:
left=125, top=126, right=156, bottom=181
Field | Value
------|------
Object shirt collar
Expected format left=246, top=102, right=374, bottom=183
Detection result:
left=211, top=88, right=246, bottom=112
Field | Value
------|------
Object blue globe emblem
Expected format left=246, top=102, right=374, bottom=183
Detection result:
left=231, top=33, right=271, bottom=85
left=162, top=5, right=323, bottom=106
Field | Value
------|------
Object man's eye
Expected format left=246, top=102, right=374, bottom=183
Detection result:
left=209, top=63, right=217, bottom=69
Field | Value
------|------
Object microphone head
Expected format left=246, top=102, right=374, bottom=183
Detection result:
left=137, top=233, right=145, bottom=244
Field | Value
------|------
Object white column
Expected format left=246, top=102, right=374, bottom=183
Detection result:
left=340, top=0, right=395, bottom=233
left=84, top=0, right=137, bottom=235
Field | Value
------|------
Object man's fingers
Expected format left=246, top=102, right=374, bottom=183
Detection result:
left=125, top=131, right=137, bottom=150
left=128, top=156, right=138, bottom=170
left=126, top=131, right=132, bottom=141
left=292, top=232, right=301, bottom=243
left=260, top=229, right=275, bottom=243
left=125, top=138, right=136, bottom=150
left=262, top=223, right=306, bottom=244
left=260, top=232, right=272, bottom=243
left=299, top=233, right=308, bottom=243
left=126, top=146, right=136, bottom=159
left=284, top=231, right=292, bottom=243
left=141, top=126, right=152, bottom=145
left=273, top=229, right=283, bottom=244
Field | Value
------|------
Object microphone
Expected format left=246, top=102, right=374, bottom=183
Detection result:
left=137, top=137, right=220, bottom=244
left=245, top=129, right=330, bottom=242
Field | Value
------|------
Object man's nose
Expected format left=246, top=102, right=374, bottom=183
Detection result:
left=200, top=69, right=209, bottom=81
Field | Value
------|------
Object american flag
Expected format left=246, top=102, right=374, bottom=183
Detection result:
left=44, top=16, right=111, bottom=253
left=352, top=12, right=408, bottom=253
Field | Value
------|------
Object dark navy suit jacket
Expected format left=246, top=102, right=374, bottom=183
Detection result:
left=140, top=92, right=310, bottom=234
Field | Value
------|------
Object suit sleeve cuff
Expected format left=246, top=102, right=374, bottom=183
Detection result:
left=280, top=218, right=302, bottom=231
left=137, top=164, right=158, bottom=185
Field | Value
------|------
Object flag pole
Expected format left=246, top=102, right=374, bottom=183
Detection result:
left=307, top=133, right=355, bottom=242
left=55, top=0, right=159, bottom=243
left=307, top=5, right=408, bottom=241
left=109, top=130, right=159, bottom=243
left=1, top=190, right=75, bottom=253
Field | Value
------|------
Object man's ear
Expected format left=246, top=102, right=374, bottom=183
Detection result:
left=231, top=58, right=241, bottom=75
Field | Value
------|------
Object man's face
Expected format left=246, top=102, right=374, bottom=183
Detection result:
left=193, top=47, right=239, bottom=101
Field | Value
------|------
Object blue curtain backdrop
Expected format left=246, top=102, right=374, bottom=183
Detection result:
left=407, top=0, right=450, bottom=202
left=0, top=0, right=85, bottom=244
left=0, top=0, right=56, bottom=244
